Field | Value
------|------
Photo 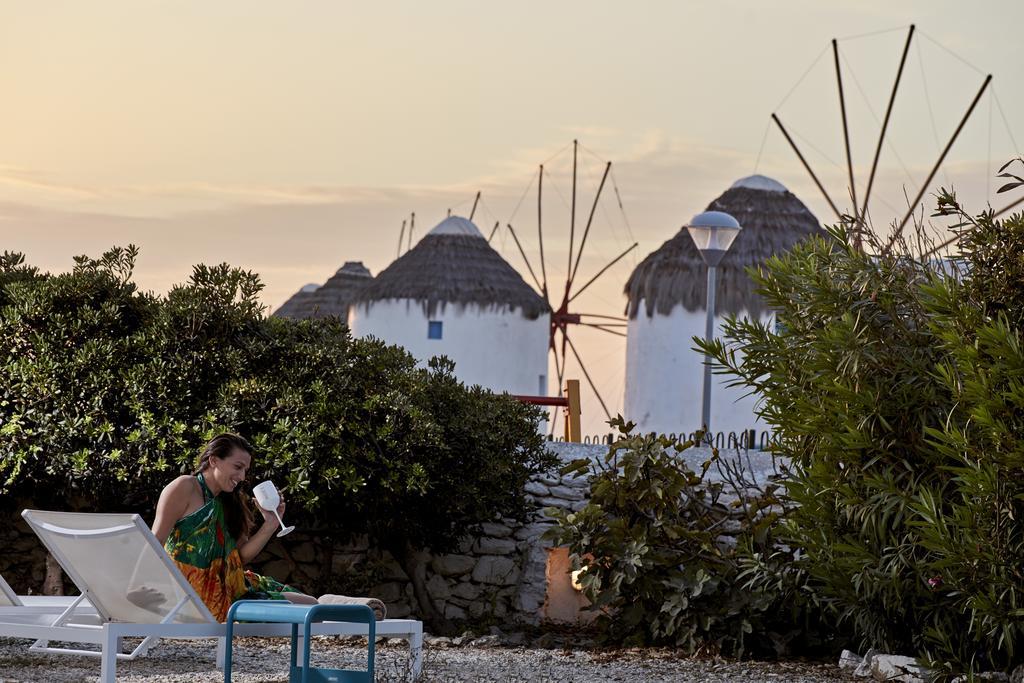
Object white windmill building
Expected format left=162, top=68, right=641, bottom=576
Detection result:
left=348, top=216, right=550, bottom=396
left=623, top=175, right=825, bottom=441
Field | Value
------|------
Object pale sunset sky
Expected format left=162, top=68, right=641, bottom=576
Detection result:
left=2, top=1, right=1022, bottom=434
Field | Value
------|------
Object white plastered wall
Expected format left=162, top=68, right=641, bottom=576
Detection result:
left=349, top=299, right=550, bottom=397
left=624, top=301, right=768, bottom=438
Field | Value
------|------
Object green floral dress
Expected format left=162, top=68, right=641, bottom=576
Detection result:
left=164, top=473, right=297, bottom=621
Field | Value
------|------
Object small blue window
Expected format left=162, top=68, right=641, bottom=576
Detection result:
left=428, top=320, right=443, bottom=340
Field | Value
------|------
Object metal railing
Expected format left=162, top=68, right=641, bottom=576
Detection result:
left=546, top=428, right=774, bottom=451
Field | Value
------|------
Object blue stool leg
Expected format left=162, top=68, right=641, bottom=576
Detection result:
left=223, top=618, right=235, bottom=683
left=289, top=623, right=298, bottom=670
left=301, top=617, right=313, bottom=683
left=367, top=624, right=375, bottom=682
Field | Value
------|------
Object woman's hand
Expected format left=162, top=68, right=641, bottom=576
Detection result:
left=258, top=495, right=286, bottom=529
left=240, top=494, right=286, bottom=564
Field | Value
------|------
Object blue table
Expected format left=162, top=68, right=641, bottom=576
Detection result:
left=225, top=600, right=375, bottom=683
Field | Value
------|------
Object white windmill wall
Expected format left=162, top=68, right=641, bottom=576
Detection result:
left=350, top=300, right=550, bottom=396
left=624, top=303, right=769, bottom=439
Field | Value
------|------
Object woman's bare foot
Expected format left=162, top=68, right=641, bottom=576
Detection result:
left=126, top=586, right=168, bottom=614
left=282, top=592, right=318, bottom=605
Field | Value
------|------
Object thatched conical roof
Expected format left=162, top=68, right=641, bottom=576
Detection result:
left=625, top=175, right=825, bottom=318
left=273, top=261, right=372, bottom=320
left=273, top=283, right=322, bottom=319
left=352, top=216, right=547, bottom=319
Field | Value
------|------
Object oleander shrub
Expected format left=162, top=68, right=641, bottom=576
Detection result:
left=699, top=220, right=955, bottom=656
left=698, top=176, right=1024, bottom=674
left=912, top=188, right=1024, bottom=673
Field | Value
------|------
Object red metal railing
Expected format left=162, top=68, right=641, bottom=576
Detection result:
left=510, top=379, right=581, bottom=442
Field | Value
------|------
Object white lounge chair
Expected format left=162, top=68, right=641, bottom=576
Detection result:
left=0, top=567, right=105, bottom=655
left=0, top=510, right=423, bottom=682
left=0, top=570, right=97, bottom=616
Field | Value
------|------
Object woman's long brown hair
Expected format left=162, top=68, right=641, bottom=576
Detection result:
left=194, top=433, right=256, bottom=541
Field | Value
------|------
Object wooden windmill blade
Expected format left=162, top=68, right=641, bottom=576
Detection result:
left=774, top=25, right=995, bottom=254
left=514, top=140, right=635, bottom=439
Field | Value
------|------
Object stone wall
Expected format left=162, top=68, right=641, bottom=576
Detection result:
left=1, top=442, right=783, bottom=627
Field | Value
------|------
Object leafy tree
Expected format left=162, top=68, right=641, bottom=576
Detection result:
left=0, top=246, right=159, bottom=507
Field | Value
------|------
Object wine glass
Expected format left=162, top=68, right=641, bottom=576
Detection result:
left=252, top=480, right=295, bottom=537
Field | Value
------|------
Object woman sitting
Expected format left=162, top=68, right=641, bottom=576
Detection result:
left=152, top=433, right=317, bottom=621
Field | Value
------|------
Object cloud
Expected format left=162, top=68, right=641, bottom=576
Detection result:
left=0, top=166, right=103, bottom=200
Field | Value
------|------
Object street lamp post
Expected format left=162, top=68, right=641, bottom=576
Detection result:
left=685, top=210, right=742, bottom=436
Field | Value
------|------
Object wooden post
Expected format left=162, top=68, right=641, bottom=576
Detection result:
left=564, top=379, right=582, bottom=443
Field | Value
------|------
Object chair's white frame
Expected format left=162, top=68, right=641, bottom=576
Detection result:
left=0, top=573, right=17, bottom=606
left=0, top=510, right=423, bottom=682
left=0, top=570, right=96, bottom=612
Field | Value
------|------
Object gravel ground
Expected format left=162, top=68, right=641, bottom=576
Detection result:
left=0, top=636, right=857, bottom=682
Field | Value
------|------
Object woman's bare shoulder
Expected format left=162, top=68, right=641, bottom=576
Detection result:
left=161, top=475, right=199, bottom=499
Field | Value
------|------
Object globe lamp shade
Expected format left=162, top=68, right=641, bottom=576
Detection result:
left=686, top=211, right=742, bottom=265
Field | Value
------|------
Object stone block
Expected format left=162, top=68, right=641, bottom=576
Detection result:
left=470, top=634, right=501, bottom=648
left=291, top=542, right=316, bottom=563
left=838, top=650, right=862, bottom=671
left=472, top=556, right=520, bottom=586
left=387, top=602, right=411, bottom=619
left=853, top=648, right=879, bottom=678
left=450, top=582, right=483, bottom=601
left=474, top=537, right=517, bottom=555
left=262, top=541, right=288, bottom=559
left=331, top=553, right=365, bottom=574
left=370, top=582, right=403, bottom=603
left=261, top=559, right=293, bottom=582
left=520, top=564, right=546, bottom=587
left=560, top=475, right=589, bottom=488
left=548, top=485, right=586, bottom=501
left=468, top=600, right=488, bottom=619
left=431, top=554, right=476, bottom=577
left=525, top=481, right=550, bottom=497
left=514, top=587, right=545, bottom=613
left=480, top=522, right=513, bottom=538
left=444, top=603, right=467, bottom=621
left=514, top=522, right=552, bottom=541
left=426, top=573, right=451, bottom=600
left=381, top=560, right=409, bottom=581
left=870, top=654, right=928, bottom=682
left=536, top=496, right=572, bottom=509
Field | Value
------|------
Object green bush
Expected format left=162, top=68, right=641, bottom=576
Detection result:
left=0, top=246, right=554, bottom=633
left=912, top=193, right=1024, bottom=672
left=545, top=418, right=833, bottom=656
left=699, top=223, right=954, bottom=656
left=699, top=189, right=1024, bottom=674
